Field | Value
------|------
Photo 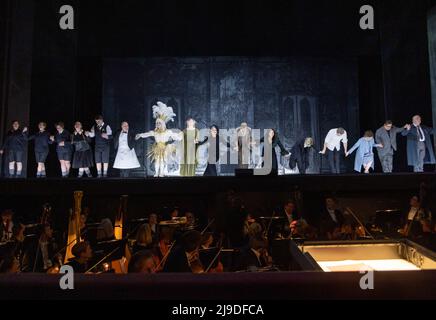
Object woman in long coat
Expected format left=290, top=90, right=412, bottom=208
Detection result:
left=346, top=130, right=382, bottom=173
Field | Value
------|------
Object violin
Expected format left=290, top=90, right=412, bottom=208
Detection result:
left=187, top=249, right=204, bottom=273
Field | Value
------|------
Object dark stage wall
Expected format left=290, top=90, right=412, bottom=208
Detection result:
left=102, top=57, right=359, bottom=175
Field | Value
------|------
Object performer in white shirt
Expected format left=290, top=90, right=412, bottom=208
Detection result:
left=319, top=127, right=348, bottom=174
left=85, top=115, right=112, bottom=178
left=113, top=121, right=140, bottom=178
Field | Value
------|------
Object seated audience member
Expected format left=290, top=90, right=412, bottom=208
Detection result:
left=319, top=197, right=345, bottom=240
left=163, top=230, right=203, bottom=273
left=240, top=236, right=271, bottom=271
left=128, top=250, right=156, bottom=273
left=132, top=224, right=154, bottom=254
left=66, top=241, right=93, bottom=273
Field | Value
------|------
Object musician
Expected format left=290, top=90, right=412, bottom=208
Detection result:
left=132, top=224, right=154, bottom=254
left=274, top=200, right=301, bottom=238
left=128, top=250, right=156, bottom=273
left=290, top=219, right=318, bottom=240
left=184, top=212, right=196, bottom=230
left=400, top=195, right=431, bottom=239
left=156, top=226, right=173, bottom=262
left=319, top=197, right=345, bottom=240
left=164, top=207, right=180, bottom=220
left=0, top=210, right=22, bottom=243
left=240, top=236, right=270, bottom=271
left=243, top=213, right=262, bottom=238
left=163, top=230, right=203, bottom=273
left=200, top=232, right=214, bottom=249
left=25, top=224, right=59, bottom=272
left=148, top=213, right=159, bottom=244
left=66, top=241, right=93, bottom=273
left=0, top=254, right=20, bottom=273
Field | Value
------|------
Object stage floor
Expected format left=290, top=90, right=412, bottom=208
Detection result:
left=0, top=172, right=434, bottom=196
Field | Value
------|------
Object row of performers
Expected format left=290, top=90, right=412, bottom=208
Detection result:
left=1, top=114, right=435, bottom=178
left=0, top=116, right=313, bottom=178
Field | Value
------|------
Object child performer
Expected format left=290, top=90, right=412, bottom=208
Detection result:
left=0, top=120, right=28, bottom=178
left=29, top=122, right=52, bottom=178
left=71, top=121, right=94, bottom=178
left=50, top=122, right=72, bottom=178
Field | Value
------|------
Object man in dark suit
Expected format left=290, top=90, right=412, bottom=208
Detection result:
left=402, top=115, right=436, bottom=172
left=240, top=236, right=269, bottom=271
left=272, top=200, right=302, bottom=238
left=375, top=120, right=406, bottom=173
left=319, top=197, right=345, bottom=240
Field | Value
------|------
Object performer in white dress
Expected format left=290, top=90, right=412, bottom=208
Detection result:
left=135, top=102, right=182, bottom=177
left=113, top=121, right=140, bottom=177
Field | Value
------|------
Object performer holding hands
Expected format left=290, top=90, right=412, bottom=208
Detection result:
left=135, top=102, right=182, bottom=177
left=28, top=122, right=52, bottom=178
left=85, top=115, right=112, bottom=178
left=50, top=122, right=72, bottom=178
left=346, top=130, right=383, bottom=174
left=71, top=121, right=93, bottom=178
left=319, top=128, right=348, bottom=174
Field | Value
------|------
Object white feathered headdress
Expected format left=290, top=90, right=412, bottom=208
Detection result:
left=152, top=101, right=176, bottom=123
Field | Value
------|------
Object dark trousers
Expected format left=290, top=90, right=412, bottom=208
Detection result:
left=327, top=149, right=340, bottom=174
left=379, top=151, right=394, bottom=173
left=414, top=141, right=426, bottom=172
